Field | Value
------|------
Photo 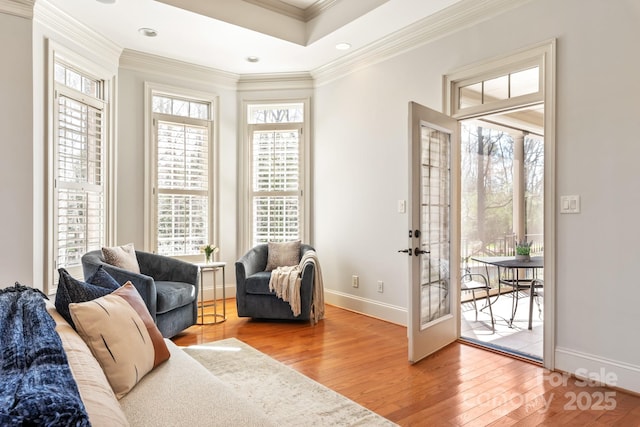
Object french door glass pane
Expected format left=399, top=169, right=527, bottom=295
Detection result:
left=420, top=126, right=451, bottom=329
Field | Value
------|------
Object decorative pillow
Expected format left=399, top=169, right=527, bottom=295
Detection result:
left=87, top=265, right=121, bottom=289
left=55, top=267, right=120, bottom=328
left=102, top=243, right=140, bottom=274
left=69, top=282, right=170, bottom=399
left=265, top=240, right=301, bottom=271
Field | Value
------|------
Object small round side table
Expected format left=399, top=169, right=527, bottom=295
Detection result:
left=194, top=261, right=226, bottom=324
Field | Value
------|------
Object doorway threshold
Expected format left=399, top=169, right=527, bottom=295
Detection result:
left=459, top=336, right=542, bottom=365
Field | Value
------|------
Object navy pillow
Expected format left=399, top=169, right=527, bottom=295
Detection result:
left=54, top=267, right=120, bottom=328
left=86, top=265, right=121, bottom=290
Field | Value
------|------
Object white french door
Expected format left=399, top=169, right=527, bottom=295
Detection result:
left=407, top=102, right=460, bottom=363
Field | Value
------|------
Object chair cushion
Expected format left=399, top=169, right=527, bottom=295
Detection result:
left=245, top=272, right=274, bottom=295
left=155, top=281, right=196, bottom=314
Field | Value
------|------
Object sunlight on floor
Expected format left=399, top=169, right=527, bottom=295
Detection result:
left=461, top=290, right=543, bottom=360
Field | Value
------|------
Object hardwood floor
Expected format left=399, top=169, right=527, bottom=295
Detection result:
left=172, top=299, right=640, bottom=426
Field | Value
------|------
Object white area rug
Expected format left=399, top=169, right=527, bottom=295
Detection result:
left=183, top=338, right=397, bottom=426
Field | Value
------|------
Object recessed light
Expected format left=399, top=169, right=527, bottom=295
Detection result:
left=138, top=28, right=158, bottom=37
left=246, top=56, right=260, bottom=63
left=96, top=0, right=116, bottom=3
left=335, top=42, right=351, bottom=50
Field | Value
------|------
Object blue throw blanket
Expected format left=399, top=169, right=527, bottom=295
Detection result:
left=0, top=284, right=90, bottom=426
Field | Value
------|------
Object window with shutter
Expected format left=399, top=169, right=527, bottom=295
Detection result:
left=151, top=94, right=213, bottom=256
left=52, top=60, right=107, bottom=281
left=248, top=103, right=304, bottom=246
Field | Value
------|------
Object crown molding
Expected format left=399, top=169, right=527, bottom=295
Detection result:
left=0, top=0, right=34, bottom=19
left=311, top=0, right=534, bottom=86
left=304, top=0, right=339, bottom=21
left=119, top=49, right=239, bottom=90
left=34, top=0, right=121, bottom=66
left=244, top=0, right=305, bottom=21
left=237, top=72, right=314, bottom=92
left=244, top=0, right=339, bottom=22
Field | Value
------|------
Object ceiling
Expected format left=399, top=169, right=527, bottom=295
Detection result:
left=44, top=0, right=465, bottom=75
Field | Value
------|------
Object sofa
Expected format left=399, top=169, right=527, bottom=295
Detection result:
left=0, top=285, right=274, bottom=426
left=81, top=249, right=199, bottom=338
left=235, top=243, right=315, bottom=320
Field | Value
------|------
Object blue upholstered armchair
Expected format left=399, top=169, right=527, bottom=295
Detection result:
left=81, top=250, right=199, bottom=338
left=235, top=244, right=315, bottom=320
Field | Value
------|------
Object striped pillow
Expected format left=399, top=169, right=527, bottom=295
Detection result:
left=69, top=282, right=170, bottom=399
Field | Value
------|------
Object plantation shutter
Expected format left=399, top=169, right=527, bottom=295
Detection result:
left=251, top=127, right=301, bottom=244
left=55, top=93, right=105, bottom=272
left=155, top=119, right=210, bottom=256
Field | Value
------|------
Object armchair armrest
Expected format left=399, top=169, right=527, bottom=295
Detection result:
left=299, top=262, right=315, bottom=293
left=235, top=245, right=268, bottom=296
left=94, top=263, right=158, bottom=319
left=298, top=245, right=316, bottom=305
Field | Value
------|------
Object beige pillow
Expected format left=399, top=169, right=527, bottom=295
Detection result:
left=69, top=283, right=169, bottom=399
left=102, top=243, right=140, bottom=274
left=266, top=240, right=301, bottom=271
left=46, top=301, right=129, bottom=426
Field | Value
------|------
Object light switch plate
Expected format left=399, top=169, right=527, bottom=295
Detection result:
left=560, top=195, right=580, bottom=214
left=397, top=200, right=406, bottom=214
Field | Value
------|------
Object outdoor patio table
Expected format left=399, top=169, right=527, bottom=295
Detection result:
left=471, top=256, right=544, bottom=330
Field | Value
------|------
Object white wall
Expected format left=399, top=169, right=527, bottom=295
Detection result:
left=314, top=0, right=640, bottom=392
left=0, top=12, right=33, bottom=288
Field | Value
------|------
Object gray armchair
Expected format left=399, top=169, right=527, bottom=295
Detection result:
left=81, top=250, right=199, bottom=338
left=235, top=244, right=315, bottom=320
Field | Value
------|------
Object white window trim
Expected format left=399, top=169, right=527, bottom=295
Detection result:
left=143, top=82, right=219, bottom=261
left=446, top=45, right=546, bottom=120
left=239, top=98, right=311, bottom=252
left=45, top=40, right=116, bottom=294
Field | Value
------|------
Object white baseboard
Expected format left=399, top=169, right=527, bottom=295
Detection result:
left=324, top=289, right=407, bottom=326
left=200, top=284, right=236, bottom=302
left=555, top=346, right=640, bottom=394
left=200, top=286, right=407, bottom=326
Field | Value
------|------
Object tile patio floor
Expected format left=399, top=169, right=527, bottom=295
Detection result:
left=460, top=289, right=543, bottom=360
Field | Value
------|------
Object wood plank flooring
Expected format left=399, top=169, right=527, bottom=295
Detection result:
left=172, top=299, right=640, bottom=426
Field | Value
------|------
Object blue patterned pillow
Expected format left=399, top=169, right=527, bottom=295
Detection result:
left=86, top=265, right=121, bottom=290
left=55, top=267, right=120, bottom=328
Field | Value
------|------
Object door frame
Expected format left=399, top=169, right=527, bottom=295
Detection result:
left=443, top=40, right=556, bottom=370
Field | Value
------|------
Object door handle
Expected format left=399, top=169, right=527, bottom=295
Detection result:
left=414, top=248, right=430, bottom=256
left=398, top=249, right=412, bottom=256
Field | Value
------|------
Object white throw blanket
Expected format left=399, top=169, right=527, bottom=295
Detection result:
left=269, top=250, right=325, bottom=324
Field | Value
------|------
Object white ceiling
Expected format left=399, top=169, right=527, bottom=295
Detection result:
left=44, top=0, right=465, bottom=75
